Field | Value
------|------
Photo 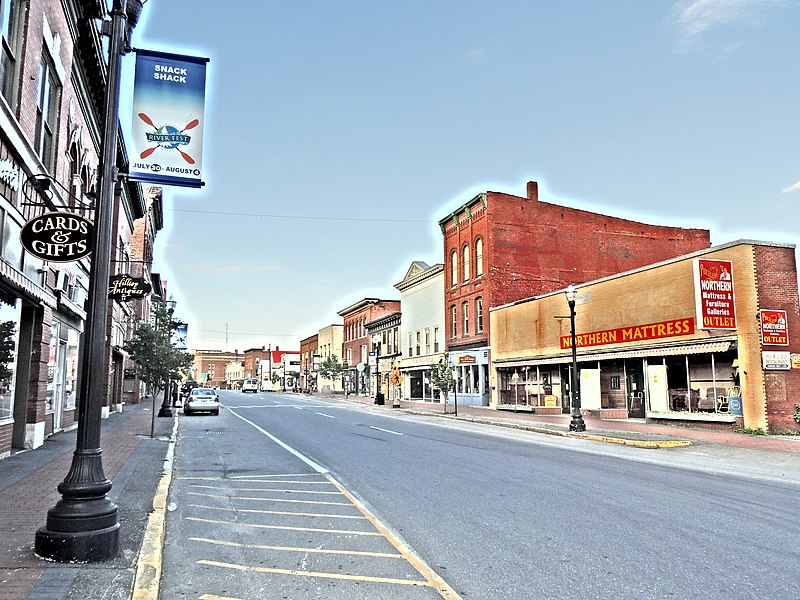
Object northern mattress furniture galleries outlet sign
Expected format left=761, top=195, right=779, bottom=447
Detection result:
left=693, top=258, right=736, bottom=330
left=760, top=309, right=789, bottom=346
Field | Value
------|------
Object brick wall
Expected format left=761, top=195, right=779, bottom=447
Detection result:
left=442, top=181, right=710, bottom=352
left=754, top=245, right=800, bottom=432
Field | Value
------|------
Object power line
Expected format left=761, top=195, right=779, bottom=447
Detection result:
left=171, top=208, right=433, bottom=224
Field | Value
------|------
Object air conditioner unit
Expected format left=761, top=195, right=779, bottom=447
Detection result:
left=55, top=271, right=70, bottom=293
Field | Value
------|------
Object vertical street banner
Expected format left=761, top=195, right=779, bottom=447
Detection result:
left=129, top=49, right=209, bottom=188
left=693, top=258, right=736, bottom=330
left=173, top=323, right=188, bottom=351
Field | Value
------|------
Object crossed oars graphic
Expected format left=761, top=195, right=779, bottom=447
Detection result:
left=138, top=113, right=199, bottom=164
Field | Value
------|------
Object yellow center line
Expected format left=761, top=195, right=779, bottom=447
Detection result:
left=190, top=537, right=403, bottom=558
left=188, top=504, right=366, bottom=519
left=197, top=559, right=432, bottom=587
left=187, top=492, right=352, bottom=506
left=186, top=516, right=382, bottom=536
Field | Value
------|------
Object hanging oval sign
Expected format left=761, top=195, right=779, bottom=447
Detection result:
left=20, top=211, right=93, bottom=262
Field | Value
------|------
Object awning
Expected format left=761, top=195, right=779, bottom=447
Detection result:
left=495, top=339, right=736, bottom=368
left=0, top=260, right=57, bottom=308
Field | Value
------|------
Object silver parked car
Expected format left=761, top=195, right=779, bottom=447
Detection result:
left=184, top=387, right=220, bottom=416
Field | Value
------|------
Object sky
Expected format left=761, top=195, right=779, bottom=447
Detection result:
left=121, top=0, right=799, bottom=353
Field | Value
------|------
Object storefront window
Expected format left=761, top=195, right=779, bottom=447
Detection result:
left=663, top=351, right=738, bottom=414
left=0, top=299, right=20, bottom=421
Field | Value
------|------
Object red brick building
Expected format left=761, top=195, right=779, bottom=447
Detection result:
left=192, top=350, right=241, bottom=389
left=438, top=181, right=711, bottom=405
left=337, top=298, right=401, bottom=396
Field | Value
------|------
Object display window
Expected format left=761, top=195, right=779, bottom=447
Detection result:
left=0, top=299, right=20, bottom=422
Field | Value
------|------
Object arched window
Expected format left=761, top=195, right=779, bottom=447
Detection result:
left=450, top=250, right=458, bottom=287
left=475, top=238, right=483, bottom=277
left=462, top=245, right=470, bottom=282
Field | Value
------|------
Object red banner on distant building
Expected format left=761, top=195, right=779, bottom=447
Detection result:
left=760, top=309, right=788, bottom=346
left=560, top=318, right=695, bottom=349
left=694, top=258, right=736, bottom=330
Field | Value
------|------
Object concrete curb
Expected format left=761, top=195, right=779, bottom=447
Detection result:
left=131, top=417, right=178, bottom=600
left=396, top=408, right=693, bottom=448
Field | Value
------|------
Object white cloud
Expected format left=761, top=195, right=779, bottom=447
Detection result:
left=674, top=0, right=784, bottom=46
left=781, top=181, right=800, bottom=194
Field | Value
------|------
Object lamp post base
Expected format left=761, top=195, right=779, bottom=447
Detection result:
left=35, top=498, right=119, bottom=562
left=569, top=416, right=586, bottom=432
left=158, top=405, right=173, bottom=417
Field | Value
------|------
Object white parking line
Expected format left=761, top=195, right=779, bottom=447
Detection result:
left=315, top=412, right=335, bottom=419
left=369, top=426, right=403, bottom=436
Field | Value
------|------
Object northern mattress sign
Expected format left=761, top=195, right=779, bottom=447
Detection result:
left=559, top=318, right=695, bottom=349
left=694, top=258, right=736, bottom=330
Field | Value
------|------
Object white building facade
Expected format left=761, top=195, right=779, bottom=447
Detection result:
left=394, top=262, right=446, bottom=402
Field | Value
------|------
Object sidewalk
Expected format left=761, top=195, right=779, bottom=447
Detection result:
left=326, top=392, right=800, bottom=453
left=0, top=397, right=175, bottom=600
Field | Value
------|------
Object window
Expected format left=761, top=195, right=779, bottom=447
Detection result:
left=35, top=50, right=61, bottom=170
left=393, top=328, right=398, bottom=355
left=450, top=250, right=457, bottom=287
left=408, top=333, right=413, bottom=356
left=462, top=301, right=469, bottom=336
left=415, top=331, right=421, bottom=356
left=0, top=0, right=21, bottom=103
left=424, top=328, right=430, bottom=355
left=450, top=305, right=457, bottom=338
left=475, top=238, right=483, bottom=277
left=360, top=344, right=367, bottom=363
left=476, top=297, right=484, bottom=333
left=462, top=245, right=470, bottom=282
left=434, top=327, right=439, bottom=353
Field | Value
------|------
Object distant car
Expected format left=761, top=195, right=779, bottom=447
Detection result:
left=184, top=387, right=220, bottom=416
left=181, top=380, right=199, bottom=398
left=241, top=378, right=259, bottom=393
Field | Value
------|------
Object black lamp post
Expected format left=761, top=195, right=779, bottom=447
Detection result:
left=158, top=298, right=178, bottom=417
left=566, top=284, right=586, bottom=432
left=35, top=0, right=143, bottom=562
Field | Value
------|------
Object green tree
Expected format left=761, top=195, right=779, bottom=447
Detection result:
left=318, top=354, right=343, bottom=383
left=430, top=354, right=455, bottom=407
left=123, top=302, right=193, bottom=401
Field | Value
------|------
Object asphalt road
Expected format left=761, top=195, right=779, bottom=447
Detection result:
left=160, top=390, right=800, bottom=599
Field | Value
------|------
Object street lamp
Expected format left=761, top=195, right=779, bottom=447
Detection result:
left=158, top=297, right=178, bottom=417
left=565, top=284, right=586, bottom=432
left=35, top=0, right=144, bottom=562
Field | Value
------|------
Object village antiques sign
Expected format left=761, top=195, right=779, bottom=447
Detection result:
left=108, top=274, right=151, bottom=302
left=20, top=212, right=93, bottom=262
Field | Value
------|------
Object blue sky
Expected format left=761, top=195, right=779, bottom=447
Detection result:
left=123, top=0, right=799, bottom=352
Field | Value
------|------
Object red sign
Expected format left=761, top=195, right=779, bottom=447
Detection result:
left=694, top=258, right=736, bottom=330
left=560, top=318, right=695, bottom=349
left=760, top=309, right=788, bottom=346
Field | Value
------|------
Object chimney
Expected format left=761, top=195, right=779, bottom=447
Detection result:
left=527, top=181, right=539, bottom=202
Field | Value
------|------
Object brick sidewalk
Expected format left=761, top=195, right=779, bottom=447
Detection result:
left=0, top=403, right=160, bottom=600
